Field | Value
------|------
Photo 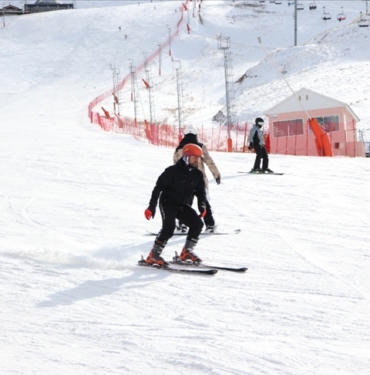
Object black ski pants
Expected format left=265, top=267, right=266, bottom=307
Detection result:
left=203, top=198, right=215, bottom=227
left=253, top=144, right=269, bottom=170
left=178, top=196, right=215, bottom=228
left=157, top=202, right=204, bottom=243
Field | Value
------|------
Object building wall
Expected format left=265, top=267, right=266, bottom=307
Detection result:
left=1, top=6, right=23, bottom=15
left=270, top=92, right=341, bottom=113
left=25, top=4, right=73, bottom=14
left=267, top=106, right=363, bottom=157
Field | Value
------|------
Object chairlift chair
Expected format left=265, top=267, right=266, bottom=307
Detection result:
left=275, top=1, right=282, bottom=4
left=359, top=12, right=369, bottom=27
left=322, top=6, right=331, bottom=20
left=297, top=3, right=304, bottom=11
left=337, top=7, right=346, bottom=22
left=309, top=2, right=317, bottom=11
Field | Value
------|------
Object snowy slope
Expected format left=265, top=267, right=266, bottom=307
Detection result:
left=1, top=1, right=370, bottom=374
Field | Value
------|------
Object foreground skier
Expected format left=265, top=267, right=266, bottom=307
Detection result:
left=144, top=143, right=207, bottom=266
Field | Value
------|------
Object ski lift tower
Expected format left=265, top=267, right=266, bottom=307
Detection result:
left=217, top=35, right=234, bottom=151
left=157, top=42, right=162, bottom=76
left=110, top=64, right=121, bottom=116
left=174, top=60, right=184, bottom=142
left=2, top=2, right=5, bottom=28
left=129, top=60, right=138, bottom=127
left=167, top=25, right=172, bottom=56
left=294, top=0, right=298, bottom=46
left=143, top=53, right=155, bottom=126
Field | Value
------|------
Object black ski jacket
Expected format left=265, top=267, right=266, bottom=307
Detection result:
left=174, top=133, right=221, bottom=189
left=248, top=124, right=265, bottom=147
left=149, top=158, right=207, bottom=212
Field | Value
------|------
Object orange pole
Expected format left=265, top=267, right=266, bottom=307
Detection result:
left=308, top=118, right=333, bottom=156
left=227, top=138, right=232, bottom=152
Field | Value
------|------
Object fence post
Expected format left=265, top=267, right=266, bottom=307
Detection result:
left=243, top=122, right=248, bottom=152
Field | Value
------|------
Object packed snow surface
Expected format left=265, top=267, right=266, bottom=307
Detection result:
left=1, top=1, right=370, bottom=374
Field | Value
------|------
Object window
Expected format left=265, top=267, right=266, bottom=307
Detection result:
left=288, top=119, right=304, bottom=136
left=315, top=115, right=340, bottom=132
left=273, top=121, right=288, bottom=137
left=273, top=119, right=304, bottom=137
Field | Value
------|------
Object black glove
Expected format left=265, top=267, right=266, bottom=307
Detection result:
left=248, top=143, right=253, bottom=151
left=199, top=204, right=207, bottom=218
left=216, top=177, right=221, bottom=185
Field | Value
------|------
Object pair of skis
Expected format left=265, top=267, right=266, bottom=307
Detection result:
left=142, top=229, right=243, bottom=274
left=138, top=253, right=247, bottom=275
left=238, top=171, right=284, bottom=175
left=146, top=228, right=241, bottom=236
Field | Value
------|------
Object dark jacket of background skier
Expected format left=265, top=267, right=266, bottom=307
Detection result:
left=248, top=118, right=270, bottom=171
left=248, top=124, right=265, bottom=147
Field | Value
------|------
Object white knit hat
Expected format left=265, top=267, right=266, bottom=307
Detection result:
left=184, top=124, right=197, bottom=135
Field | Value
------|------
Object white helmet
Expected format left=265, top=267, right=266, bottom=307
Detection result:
left=184, top=124, right=197, bottom=135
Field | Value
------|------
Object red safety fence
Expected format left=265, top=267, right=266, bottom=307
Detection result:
left=90, top=111, right=366, bottom=157
left=113, top=116, right=254, bottom=152
left=269, top=123, right=365, bottom=157
left=87, top=0, right=189, bottom=128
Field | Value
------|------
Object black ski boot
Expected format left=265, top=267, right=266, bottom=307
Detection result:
left=251, top=168, right=263, bottom=173
left=146, top=240, right=168, bottom=266
left=179, top=238, right=202, bottom=263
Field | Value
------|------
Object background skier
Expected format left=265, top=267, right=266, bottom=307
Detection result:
left=248, top=117, right=273, bottom=173
left=173, top=124, right=221, bottom=232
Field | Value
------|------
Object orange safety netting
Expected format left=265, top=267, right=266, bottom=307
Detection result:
left=87, top=1, right=189, bottom=133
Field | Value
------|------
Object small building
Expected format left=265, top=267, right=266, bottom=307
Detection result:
left=0, top=5, right=24, bottom=15
left=264, top=87, right=365, bottom=157
left=25, top=0, right=74, bottom=14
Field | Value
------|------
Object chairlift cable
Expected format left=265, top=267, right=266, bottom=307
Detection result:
left=257, top=37, right=311, bottom=119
